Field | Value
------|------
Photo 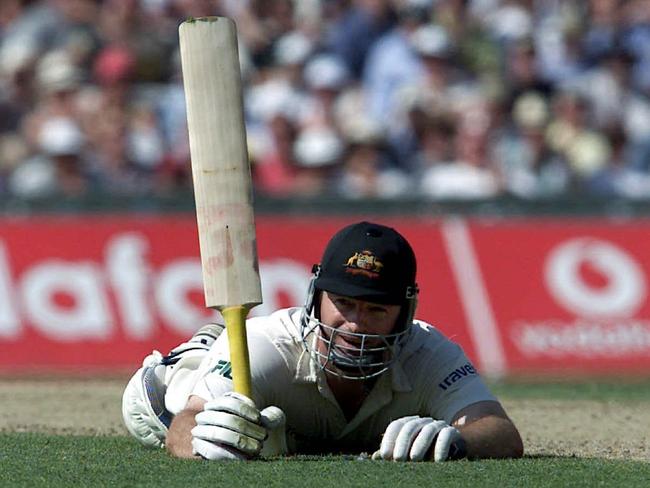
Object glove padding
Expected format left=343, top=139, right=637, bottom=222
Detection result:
left=191, top=392, right=286, bottom=461
left=372, top=415, right=466, bottom=462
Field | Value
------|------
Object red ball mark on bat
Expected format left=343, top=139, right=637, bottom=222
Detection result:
left=197, top=203, right=251, bottom=227
left=203, top=225, right=235, bottom=275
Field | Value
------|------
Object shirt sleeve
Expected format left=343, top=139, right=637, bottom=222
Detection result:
left=190, top=321, right=294, bottom=408
left=191, top=332, right=234, bottom=401
left=423, top=342, right=497, bottom=423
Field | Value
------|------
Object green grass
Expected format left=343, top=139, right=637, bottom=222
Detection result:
left=1, top=434, right=648, bottom=488
left=2, top=381, right=649, bottom=487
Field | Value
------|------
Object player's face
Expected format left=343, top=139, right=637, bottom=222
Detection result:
left=319, top=291, right=401, bottom=348
left=301, top=290, right=408, bottom=379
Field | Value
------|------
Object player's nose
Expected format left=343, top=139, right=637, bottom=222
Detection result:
left=343, top=310, right=372, bottom=334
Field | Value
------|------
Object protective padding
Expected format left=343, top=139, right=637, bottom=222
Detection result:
left=122, top=365, right=171, bottom=448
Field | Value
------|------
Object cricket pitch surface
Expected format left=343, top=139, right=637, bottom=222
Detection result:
left=0, top=377, right=648, bottom=461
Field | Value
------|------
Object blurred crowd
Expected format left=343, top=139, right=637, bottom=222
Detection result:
left=2, top=0, right=650, bottom=201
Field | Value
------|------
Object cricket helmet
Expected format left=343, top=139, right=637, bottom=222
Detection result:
left=301, top=221, right=419, bottom=380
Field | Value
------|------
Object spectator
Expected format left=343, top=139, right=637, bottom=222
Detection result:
left=492, top=91, right=571, bottom=198
left=0, top=0, right=650, bottom=202
left=0, top=133, right=29, bottom=194
left=325, top=0, right=395, bottom=77
left=501, top=38, right=554, bottom=115
left=420, top=88, right=501, bottom=199
left=272, top=30, right=315, bottom=88
left=300, top=53, right=351, bottom=129
left=292, top=126, right=345, bottom=196
left=545, top=89, right=611, bottom=184
left=337, top=118, right=411, bottom=199
left=585, top=125, right=650, bottom=198
left=362, top=3, right=429, bottom=126
left=9, top=116, right=91, bottom=198
left=252, top=110, right=300, bottom=196
left=387, top=23, right=460, bottom=171
left=419, top=128, right=500, bottom=200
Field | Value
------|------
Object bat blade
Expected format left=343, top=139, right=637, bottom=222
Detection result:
left=179, top=17, right=262, bottom=310
left=179, top=17, right=261, bottom=396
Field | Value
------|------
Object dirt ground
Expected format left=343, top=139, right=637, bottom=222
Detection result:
left=0, top=377, right=648, bottom=461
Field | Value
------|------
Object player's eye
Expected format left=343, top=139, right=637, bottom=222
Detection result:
left=368, top=306, right=388, bottom=315
left=334, top=297, right=354, bottom=309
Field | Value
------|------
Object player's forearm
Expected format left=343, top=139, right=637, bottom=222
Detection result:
left=166, top=409, right=201, bottom=459
left=457, top=415, right=524, bottom=460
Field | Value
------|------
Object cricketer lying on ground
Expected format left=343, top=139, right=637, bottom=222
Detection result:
left=123, top=307, right=495, bottom=460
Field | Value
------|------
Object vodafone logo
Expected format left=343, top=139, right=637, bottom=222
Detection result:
left=544, top=238, right=646, bottom=318
left=0, top=234, right=312, bottom=340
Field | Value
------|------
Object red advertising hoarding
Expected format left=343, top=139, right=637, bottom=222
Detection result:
left=470, top=219, right=650, bottom=376
left=1, top=214, right=649, bottom=377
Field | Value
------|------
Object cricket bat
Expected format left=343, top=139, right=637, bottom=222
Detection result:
left=179, top=17, right=262, bottom=398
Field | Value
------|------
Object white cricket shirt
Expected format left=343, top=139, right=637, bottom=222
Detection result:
left=192, top=307, right=496, bottom=454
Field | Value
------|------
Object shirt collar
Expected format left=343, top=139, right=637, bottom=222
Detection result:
left=293, top=331, right=319, bottom=383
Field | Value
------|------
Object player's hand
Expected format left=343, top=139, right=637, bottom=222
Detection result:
left=191, top=392, right=286, bottom=461
left=372, top=416, right=467, bottom=462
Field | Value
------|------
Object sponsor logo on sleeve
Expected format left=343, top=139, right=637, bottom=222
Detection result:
left=210, top=359, right=233, bottom=380
left=438, top=363, right=476, bottom=390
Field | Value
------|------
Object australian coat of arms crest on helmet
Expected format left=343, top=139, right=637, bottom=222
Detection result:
left=344, top=250, right=384, bottom=278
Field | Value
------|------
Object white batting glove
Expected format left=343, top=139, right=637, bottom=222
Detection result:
left=372, top=416, right=467, bottom=462
left=191, top=392, right=286, bottom=461
left=259, top=405, right=288, bottom=458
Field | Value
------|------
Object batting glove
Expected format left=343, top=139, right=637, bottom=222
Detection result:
left=191, top=392, right=286, bottom=461
left=372, top=415, right=467, bottom=462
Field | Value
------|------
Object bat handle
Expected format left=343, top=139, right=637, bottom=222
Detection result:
left=220, top=305, right=253, bottom=398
